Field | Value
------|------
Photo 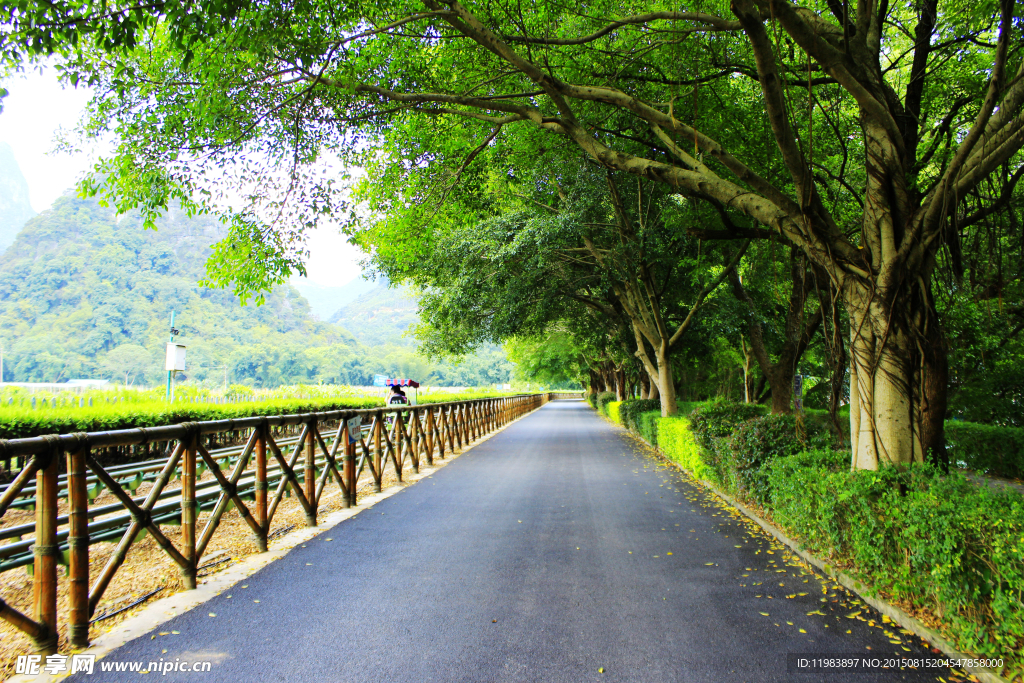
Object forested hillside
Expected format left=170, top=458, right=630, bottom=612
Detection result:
left=329, top=277, right=418, bottom=346
left=0, top=195, right=512, bottom=387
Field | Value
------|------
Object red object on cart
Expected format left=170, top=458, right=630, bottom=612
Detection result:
left=385, top=379, right=420, bottom=388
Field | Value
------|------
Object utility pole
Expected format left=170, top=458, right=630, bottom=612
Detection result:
left=165, top=311, right=177, bottom=401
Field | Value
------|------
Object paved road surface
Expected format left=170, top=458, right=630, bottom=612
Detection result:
left=71, top=400, right=953, bottom=682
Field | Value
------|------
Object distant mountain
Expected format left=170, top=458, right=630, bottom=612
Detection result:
left=328, top=278, right=420, bottom=347
left=0, top=194, right=360, bottom=385
left=0, top=143, right=35, bottom=253
left=290, top=276, right=377, bottom=320
left=0, top=194, right=512, bottom=387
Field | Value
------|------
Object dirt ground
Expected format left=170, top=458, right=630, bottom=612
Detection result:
left=0, top=444, right=455, bottom=680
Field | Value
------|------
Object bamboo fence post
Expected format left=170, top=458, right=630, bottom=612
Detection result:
left=255, top=422, right=268, bottom=552
left=32, top=443, right=59, bottom=654
left=392, top=414, right=404, bottom=482
left=373, top=413, right=383, bottom=492
left=401, top=411, right=413, bottom=475
left=305, top=419, right=317, bottom=526
left=66, top=442, right=90, bottom=648
left=344, top=419, right=356, bottom=507
left=425, top=409, right=435, bottom=466
left=181, top=431, right=197, bottom=590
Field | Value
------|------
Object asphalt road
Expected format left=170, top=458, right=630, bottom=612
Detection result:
left=69, top=400, right=954, bottom=683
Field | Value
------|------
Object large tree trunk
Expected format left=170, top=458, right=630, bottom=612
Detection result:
left=847, top=290, right=925, bottom=469
left=655, top=342, right=677, bottom=417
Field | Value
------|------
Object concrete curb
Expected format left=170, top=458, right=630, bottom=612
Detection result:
left=7, top=405, right=543, bottom=683
left=613, top=418, right=1012, bottom=683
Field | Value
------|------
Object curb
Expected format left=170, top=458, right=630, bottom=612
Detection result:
left=611, top=417, right=1012, bottom=683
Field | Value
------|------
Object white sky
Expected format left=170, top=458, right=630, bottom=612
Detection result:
left=0, top=67, right=363, bottom=288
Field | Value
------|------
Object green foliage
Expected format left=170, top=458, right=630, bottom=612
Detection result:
left=636, top=410, right=662, bottom=447
left=657, top=416, right=716, bottom=483
left=605, top=400, right=623, bottom=424
left=946, top=421, right=1024, bottom=480
left=687, top=401, right=768, bottom=449
left=619, top=399, right=661, bottom=431
left=687, top=401, right=766, bottom=483
left=729, top=414, right=805, bottom=505
left=505, top=331, right=586, bottom=390
left=768, top=460, right=1024, bottom=677
left=595, top=391, right=616, bottom=416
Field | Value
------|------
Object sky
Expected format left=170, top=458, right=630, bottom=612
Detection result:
left=0, top=67, right=364, bottom=288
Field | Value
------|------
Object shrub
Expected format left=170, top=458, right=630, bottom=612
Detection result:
left=945, top=421, right=1024, bottom=480
left=606, top=401, right=623, bottom=424
left=729, top=414, right=806, bottom=504
left=619, top=399, right=661, bottom=431
left=768, top=459, right=1024, bottom=675
left=688, top=401, right=767, bottom=450
left=657, top=416, right=717, bottom=483
left=595, top=391, right=617, bottom=415
left=636, top=410, right=662, bottom=446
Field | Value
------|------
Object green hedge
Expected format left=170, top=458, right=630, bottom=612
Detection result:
left=0, top=390, right=526, bottom=440
left=769, top=454, right=1023, bottom=676
left=606, top=401, right=623, bottom=424
left=946, top=421, right=1024, bottom=480
left=637, top=410, right=662, bottom=446
left=618, top=401, right=1024, bottom=678
left=619, top=399, right=660, bottom=430
left=595, top=391, right=617, bottom=416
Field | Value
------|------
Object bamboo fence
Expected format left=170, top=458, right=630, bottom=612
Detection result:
left=0, top=393, right=559, bottom=655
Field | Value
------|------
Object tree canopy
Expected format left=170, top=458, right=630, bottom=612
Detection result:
left=10, top=0, right=1023, bottom=468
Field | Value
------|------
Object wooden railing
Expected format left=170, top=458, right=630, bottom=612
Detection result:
left=0, top=393, right=558, bottom=654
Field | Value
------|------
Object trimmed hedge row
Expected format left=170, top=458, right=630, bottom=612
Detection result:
left=596, top=399, right=1024, bottom=680
left=0, top=390, right=528, bottom=441
left=770, top=452, right=1023, bottom=673
left=946, top=421, right=1024, bottom=480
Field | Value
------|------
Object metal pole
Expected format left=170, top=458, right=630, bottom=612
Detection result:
left=165, top=311, right=175, bottom=401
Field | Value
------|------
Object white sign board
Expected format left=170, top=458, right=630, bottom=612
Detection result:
left=165, top=343, right=187, bottom=372
left=347, top=417, right=362, bottom=444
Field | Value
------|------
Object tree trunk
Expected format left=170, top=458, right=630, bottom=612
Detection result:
left=740, top=338, right=754, bottom=403
left=615, top=367, right=626, bottom=401
left=639, top=370, right=651, bottom=399
left=647, top=371, right=660, bottom=402
left=847, top=292, right=923, bottom=469
left=655, top=342, right=677, bottom=417
left=919, top=286, right=949, bottom=471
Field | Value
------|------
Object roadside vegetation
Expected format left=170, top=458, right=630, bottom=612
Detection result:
left=597, top=397, right=1024, bottom=682
left=0, top=385, right=531, bottom=441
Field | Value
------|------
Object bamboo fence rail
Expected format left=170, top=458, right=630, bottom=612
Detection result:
left=0, top=393, right=561, bottom=655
